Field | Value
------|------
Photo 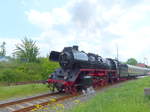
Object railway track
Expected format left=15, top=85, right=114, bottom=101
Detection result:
left=0, top=92, right=79, bottom=112
left=0, top=79, right=132, bottom=112
left=1, top=80, right=45, bottom=86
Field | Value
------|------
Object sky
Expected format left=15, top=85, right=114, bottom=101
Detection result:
left=0, top=0, right=150, bottom=63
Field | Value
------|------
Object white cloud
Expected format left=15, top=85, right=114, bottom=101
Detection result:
left=26, top=8, right=71, bottom=30
left=25, top=0, right=150, bottom=63
left=106, top=2, right=150, bottom=61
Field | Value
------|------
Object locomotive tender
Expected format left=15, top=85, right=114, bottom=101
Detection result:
left=47, top=45, right=150, bottom=93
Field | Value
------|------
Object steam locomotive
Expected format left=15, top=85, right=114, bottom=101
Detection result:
left=47, top=46, right=150, bottom=94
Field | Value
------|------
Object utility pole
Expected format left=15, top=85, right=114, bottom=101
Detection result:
left=116, top=44, right=119, bottom=61
left=144, top=57, right=148, bottom=65
left=115, top=44, right=120, bottom=75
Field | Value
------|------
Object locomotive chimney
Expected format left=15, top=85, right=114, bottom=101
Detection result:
left=73, top=45, right=78, bottom=50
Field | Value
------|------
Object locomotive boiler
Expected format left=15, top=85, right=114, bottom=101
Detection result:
left=47, top=45, right=150, bottom=94
left=50, top=46, right=118, bottom=70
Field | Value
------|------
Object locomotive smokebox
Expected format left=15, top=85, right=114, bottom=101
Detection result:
left=49, top=51, right=60, bottom=61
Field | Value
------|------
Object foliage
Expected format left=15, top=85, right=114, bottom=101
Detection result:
left=69, top=77, right=150, bottom=112
left=1, top=69, right=18, bottom=83
left=0, top=58, right=59, bottom=83
left=0, top=42, right=6, bottom=56
left=13, top=37, right=39, bottom=62
left=39, top=58, right=60, bottom=80
left=126, top=58, right=138, bottom=65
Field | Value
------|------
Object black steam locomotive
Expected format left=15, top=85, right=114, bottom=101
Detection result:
left=47, top=46, right=150, bottom=94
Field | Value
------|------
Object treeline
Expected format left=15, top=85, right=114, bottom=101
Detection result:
left=0, top=58, right=59, bottom=84
left=126, top=58, right=138, bottom=65
left=0, top=37, right=59, bottom=84
left=125, top=58, right=149, bottom=68
left=0, top=37, right=147, bottom=83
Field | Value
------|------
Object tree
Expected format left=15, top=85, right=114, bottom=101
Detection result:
left=0, top=42, right=6, bottom=56
left=14, top=37, right=39, bottom=62
left=126, top=58, right=138, bottom=65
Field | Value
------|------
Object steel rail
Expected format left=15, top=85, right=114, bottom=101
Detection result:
left=1, top=80, right=46, bottom=86
left=0, top=79, right=133, bottom=112
left=13, top=94, right=80, bottom=112
left=0, top=92, right=59, bottom=108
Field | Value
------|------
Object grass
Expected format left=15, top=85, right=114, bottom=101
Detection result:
left=69, top=77, right=150, bottom=112
left=0, top=84, right=50, bottom=100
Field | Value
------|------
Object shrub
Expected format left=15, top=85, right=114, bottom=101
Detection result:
left=1, top=69, right=18, bottom=83
left=0, top=57, right=59, bottom=83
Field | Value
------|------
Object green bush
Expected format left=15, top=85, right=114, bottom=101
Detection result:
left=1, top=69, right=16, bottom=83
left=0, top=57, right=59, bottom=83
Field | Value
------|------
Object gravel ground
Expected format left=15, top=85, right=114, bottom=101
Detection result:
left=34, top=82, right=125, bottom=112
